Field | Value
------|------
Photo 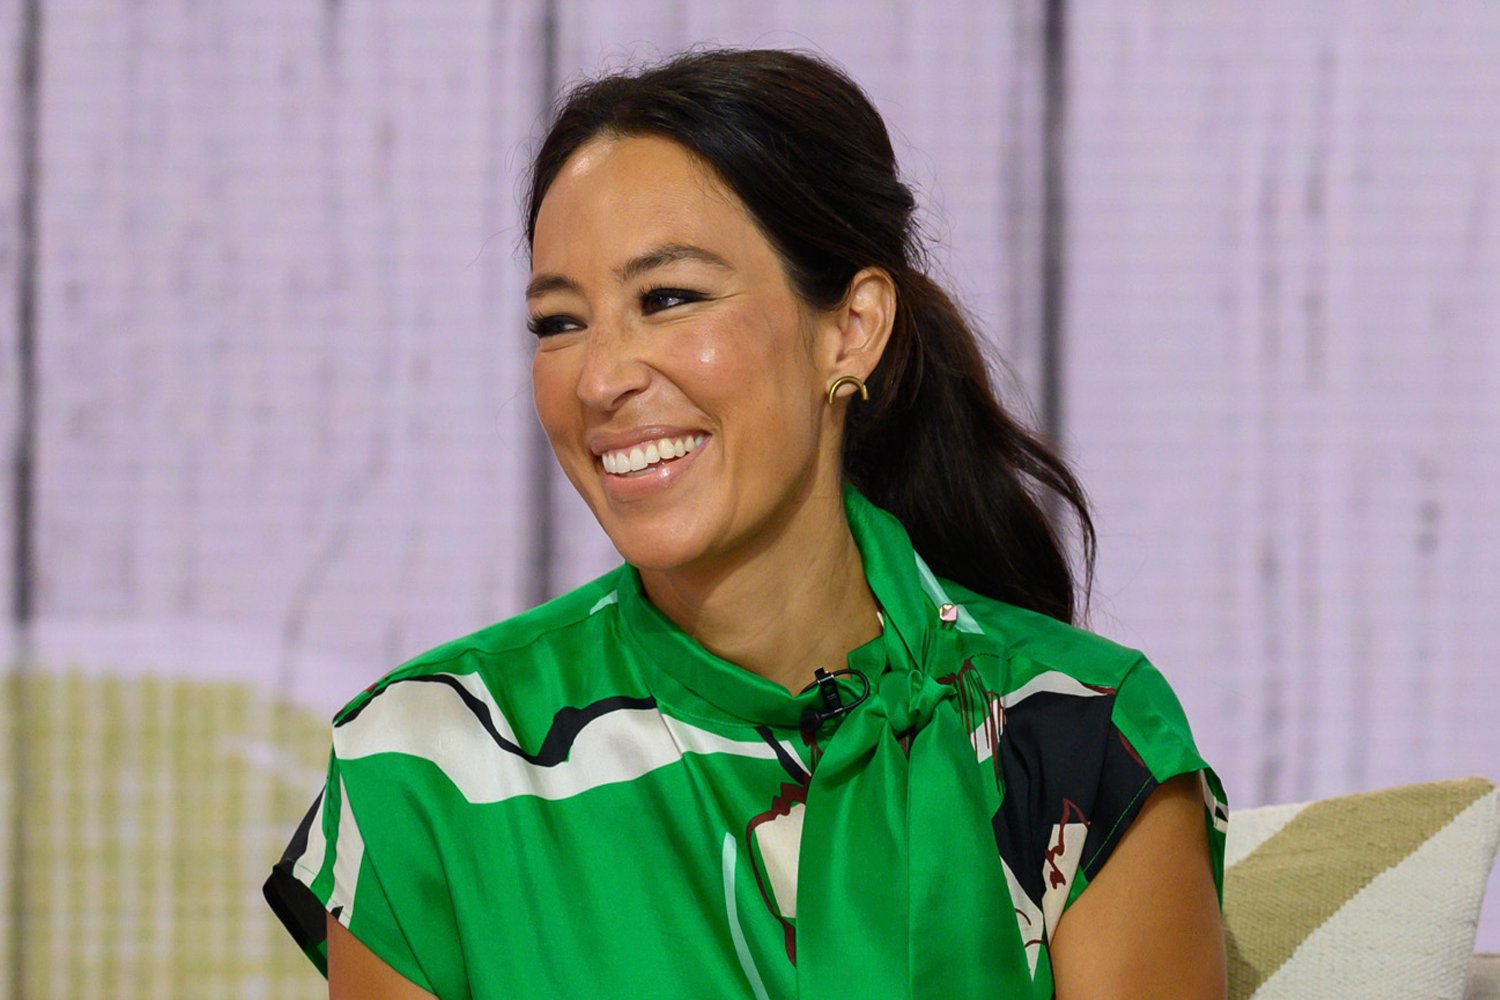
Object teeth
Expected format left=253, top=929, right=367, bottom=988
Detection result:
left=601, top=435, right=706, bottom=476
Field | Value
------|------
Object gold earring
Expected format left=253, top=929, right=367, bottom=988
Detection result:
left=826, top=375, right=869, bottom=406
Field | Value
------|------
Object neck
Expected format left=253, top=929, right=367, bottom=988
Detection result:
left=639, top=481, right=882, bottom=694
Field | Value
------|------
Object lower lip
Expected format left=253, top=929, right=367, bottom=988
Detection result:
left=599, top=439, right=709, bottom=502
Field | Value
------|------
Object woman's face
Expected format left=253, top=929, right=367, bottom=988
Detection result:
left=528, top=134, right=841, bottom=577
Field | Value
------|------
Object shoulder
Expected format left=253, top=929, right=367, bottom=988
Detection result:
left=331, top=566, right=631, bottom=726
left=322, top=562, right=664, bottom=817
left=942, top=577, right=1146, bottom=691
left=946, top=577, right=1209, bottom=781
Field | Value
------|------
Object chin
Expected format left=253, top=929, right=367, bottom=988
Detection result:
left=579, top=493, right=708, bottom=574
left=603, top=526, right=711, bottom=575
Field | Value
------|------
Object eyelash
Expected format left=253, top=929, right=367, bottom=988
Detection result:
left=527, top=286, right=705, bottom=337
left=641, top=284, right=709, bottom=314
left=526, top=313, right=577, bottom=337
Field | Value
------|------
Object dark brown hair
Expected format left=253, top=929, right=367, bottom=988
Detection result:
left=524, top=48, right=1095, bottom=625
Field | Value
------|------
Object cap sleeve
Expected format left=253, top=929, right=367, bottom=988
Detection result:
left=1107, top=655, right=1229, bottom=901
left=263, top=746, right=436, bottom=993
left=991, top=655, right=1228, bottom=948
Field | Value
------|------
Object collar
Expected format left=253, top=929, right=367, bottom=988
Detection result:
left=615, top=482, right=973, bottom=729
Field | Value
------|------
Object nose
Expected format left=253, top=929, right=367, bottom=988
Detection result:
left=575, top=322, right=651, bottom=412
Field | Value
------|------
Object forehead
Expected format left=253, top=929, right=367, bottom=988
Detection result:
left=531, top=135, right=763, bottom=270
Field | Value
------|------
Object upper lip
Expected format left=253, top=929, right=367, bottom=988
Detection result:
left=586, top=425, right=710, bottom=456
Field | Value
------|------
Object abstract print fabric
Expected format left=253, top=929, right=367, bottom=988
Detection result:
left=264, top=485, right=1228, bottom=999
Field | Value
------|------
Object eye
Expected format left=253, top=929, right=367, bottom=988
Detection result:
left=640, top=286, right=704, bottom=315
left=527, top=313, right=582, bottom=337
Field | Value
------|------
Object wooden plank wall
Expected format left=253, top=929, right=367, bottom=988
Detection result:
left=1, top=1, right=35, bottom=990
left=1065, top=3, right=1500, bottom=947
left=27, top=1, right=550, bottom=713
left=1067, top=0, right=1500, bottom=814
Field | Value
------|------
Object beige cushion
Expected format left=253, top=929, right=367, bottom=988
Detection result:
left=1467, top=953, right=1500, bottom=1000
left=1224, top=778, right=1500, bottom=1000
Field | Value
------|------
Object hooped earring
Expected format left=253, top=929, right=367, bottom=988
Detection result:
left=826, top=375, right=869, bottom=407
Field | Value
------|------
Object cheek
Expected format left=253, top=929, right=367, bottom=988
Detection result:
left=675, top=335, right=785, bottom=427
left=530, top=352, right=581, bottom=444
left=686, top=301, right=817, bottom=406
left=683, top=323, right=822, bottom=459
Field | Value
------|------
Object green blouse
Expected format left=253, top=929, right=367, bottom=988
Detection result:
left=266, top=485, right=1227, bottom=998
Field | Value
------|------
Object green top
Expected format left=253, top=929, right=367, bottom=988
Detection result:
left=266, top=485, right=1227, bottom=999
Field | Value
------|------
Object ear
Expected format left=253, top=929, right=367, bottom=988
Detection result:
left=816, top=267, right=896, bottom=399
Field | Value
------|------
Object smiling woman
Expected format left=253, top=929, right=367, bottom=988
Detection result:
left=264, top=48, right=1229, bottom=1000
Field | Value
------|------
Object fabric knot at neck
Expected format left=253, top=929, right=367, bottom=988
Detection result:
left=794, top=649, right=1026, bottom=998
left=875, top=664, right=955, bottom=741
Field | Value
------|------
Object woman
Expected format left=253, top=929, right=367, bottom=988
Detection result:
left=266, top=48, right=1228, bottom=999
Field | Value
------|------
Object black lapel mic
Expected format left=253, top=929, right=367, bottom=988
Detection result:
left=798, top=666, right=871, bottom=739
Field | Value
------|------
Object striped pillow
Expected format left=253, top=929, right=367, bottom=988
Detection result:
left=1224, top=777, right=1500, bottom=1000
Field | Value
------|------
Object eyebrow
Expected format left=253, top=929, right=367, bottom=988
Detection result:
left=525, top=243, right=735, bottom=301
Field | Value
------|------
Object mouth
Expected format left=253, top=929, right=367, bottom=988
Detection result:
left=599, top=434, right=708, bottom=478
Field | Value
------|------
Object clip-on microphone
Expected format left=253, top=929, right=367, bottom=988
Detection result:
left=798, top=666, right=871, bottom=741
